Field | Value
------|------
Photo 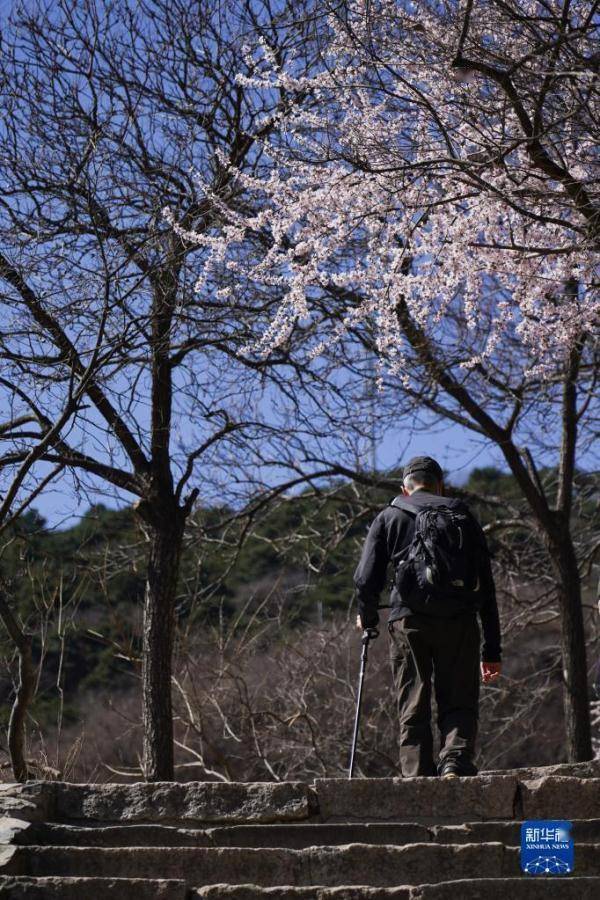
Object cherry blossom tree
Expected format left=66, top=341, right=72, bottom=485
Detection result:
left=178, top=0, right=598, bottom=367
left=176, top=0, right=599, bottom=760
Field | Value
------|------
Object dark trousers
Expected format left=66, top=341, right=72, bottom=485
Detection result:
left=389, top=613, right=480, bottom=777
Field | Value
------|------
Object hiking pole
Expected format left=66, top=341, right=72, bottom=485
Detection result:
left=348, top=626, right=379, bottom=780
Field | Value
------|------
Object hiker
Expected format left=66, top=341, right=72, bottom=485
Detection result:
left=354, top=456, right=502, bottom=778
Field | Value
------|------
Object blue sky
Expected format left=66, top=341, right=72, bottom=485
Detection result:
left=31, top=415, right=501, bottom=529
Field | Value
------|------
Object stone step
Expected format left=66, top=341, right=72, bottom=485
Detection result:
left=54, top=781, right=315, bottom=825
left=1, top=878, right=600, bottom=900
left=314, top=776, right=600, bottom=822
left=485, top=759, right=600, bottom=779
left=4, top=775, right=599, bottom=826
left=14, top=821, right=431, bottom=849
left=0, top=876, right=187, bottom=899
left=2, top=781, right=315, bottom=827
left=3, top=843, right=600, bottom=885
left=191, top=878, right=600, bottom=899
left=1, top=878, right=599, bottom=900
left=433, top=818, right=600, bottom=846
left=13, top=818, right=600, bottom=848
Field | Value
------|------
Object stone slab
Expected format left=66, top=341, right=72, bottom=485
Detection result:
left=208, top=822, right=432, bottom=849
left=0, top=821, right=33, bottom=849
left=195, top=882, right=600, bottom=900
left=5, top=843, right=510, bottom=886
left=485, top=760, right=600, bottom=779
left=314, top=777, right=518, bottom=822
left=18, top=821, right=432, bottom=849
left=6, top=846, right=302, bottom=885
left=0, top=876, right=187, bottom=898
left=0, top=785, right=53, bottom=824
left=16, top=842, right=595, bottom=884
left=11, top=822, right=215, bottom=848
left=13, top=816, right=600, bottom=850
left=412, top=877, right=600, bottom=900
left=433, top=819, right=600, bottom=845
left=52, top=781, right=314, bottom=825
left=307, top=842, right=507, bottom=886
left=519, top=777, right=600, bottom=819
left=195, top=889, right=412, bottom=899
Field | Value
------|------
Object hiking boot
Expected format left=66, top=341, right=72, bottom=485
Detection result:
left=439, top=761, right=461, bottom=778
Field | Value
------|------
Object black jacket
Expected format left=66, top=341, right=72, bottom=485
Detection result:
left=353, top=490, right=502, bottom=662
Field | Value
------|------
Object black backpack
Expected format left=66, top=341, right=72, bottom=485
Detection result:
left=390, top=496, right=486, bottom=615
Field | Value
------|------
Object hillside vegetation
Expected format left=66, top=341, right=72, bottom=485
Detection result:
left=0, top=466, right=597, bottom=780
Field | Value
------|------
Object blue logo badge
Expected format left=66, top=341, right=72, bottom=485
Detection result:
left=521, top=820, right=574, bottom=875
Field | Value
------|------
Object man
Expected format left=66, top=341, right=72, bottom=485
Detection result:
left=354, top=456, right=502, bottom=778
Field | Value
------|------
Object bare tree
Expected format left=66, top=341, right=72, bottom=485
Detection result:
left=0, top=349, right=87, bottom=779
left=0, top=0, right=340, bottom=780
left=0, top=513, right=86, bottom=782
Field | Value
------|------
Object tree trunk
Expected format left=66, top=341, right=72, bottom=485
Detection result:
left=9, top=634, right=35, bottom=782
left=141, top=506, right=185, bottom=781
left=548, top=528, right=593, bottom=762
left=0, top=586, right=36, bottom=782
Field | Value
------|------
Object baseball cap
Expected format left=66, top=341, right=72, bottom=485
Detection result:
left=403, top=456, right=444, bottom=481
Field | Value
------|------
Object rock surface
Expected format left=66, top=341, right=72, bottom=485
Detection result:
left=192, top=882, right=600, bottom=900
left=314, top=776, right=517, bottom=822
left=0, top=876, right=187, bottom=898
left=53, top=781, right=314, bottom=825
left=519, top=776, right=600, bottom=819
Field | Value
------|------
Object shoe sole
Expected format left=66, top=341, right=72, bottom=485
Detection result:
left=441, top=772, right=459, bottom=778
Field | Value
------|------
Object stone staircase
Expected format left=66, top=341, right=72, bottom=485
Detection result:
left=0, top=761, right=599, bottom=898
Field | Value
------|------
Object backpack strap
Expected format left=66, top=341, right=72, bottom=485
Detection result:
left=390, top=495, right=419, bottom=516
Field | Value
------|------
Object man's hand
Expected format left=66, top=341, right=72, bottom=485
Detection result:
left=356, top=614, right=379, bottom=638
left=481, top=661, right=502, bottom=684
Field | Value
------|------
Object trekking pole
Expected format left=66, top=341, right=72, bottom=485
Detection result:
left=348, top=626, right=379, bottom=780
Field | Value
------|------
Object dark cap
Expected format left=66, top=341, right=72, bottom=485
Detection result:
left=403, top=456, right=443, bottom=481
